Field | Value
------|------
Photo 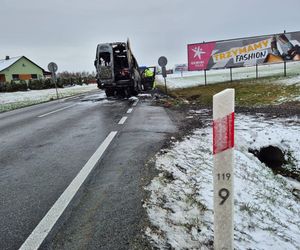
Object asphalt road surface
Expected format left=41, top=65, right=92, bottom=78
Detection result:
left=0, top=90, right=177, bottom=250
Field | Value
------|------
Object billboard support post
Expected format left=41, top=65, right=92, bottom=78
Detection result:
left=284, top=61, right=287, bottom=77
left=204, top=69, right=207, bottom=85
left=230, top=67, right=233, bottom=82
left=256, top=64, right=258, bottom=79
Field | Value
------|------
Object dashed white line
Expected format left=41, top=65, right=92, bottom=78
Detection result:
left=132, top=99, right=139, bottom=106
left=127, top=108, right=133, bottom=114
left=37, top=104, right=76, bottom=118
left=19, top=131, right=118, bottom=250
left=118, top=116, right=128, bottom=125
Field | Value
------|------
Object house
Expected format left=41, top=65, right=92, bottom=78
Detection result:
left=0, top=56, right=46, bottom=83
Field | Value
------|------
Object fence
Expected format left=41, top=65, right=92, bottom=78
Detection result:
left=158, top=61, right=300, bottom=89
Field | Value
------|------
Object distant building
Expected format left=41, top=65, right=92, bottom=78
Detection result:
left=0, top=56, right=46, bottom=83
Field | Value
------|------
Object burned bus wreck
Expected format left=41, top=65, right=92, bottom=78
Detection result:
left=94, top=40, right=142, bottom=97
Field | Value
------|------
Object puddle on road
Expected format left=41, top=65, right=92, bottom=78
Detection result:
left=78, top=94, right=128, bottom=106
left=80, top=93, right=107, bottom=102
left=79, top=91, right=154, bottom=105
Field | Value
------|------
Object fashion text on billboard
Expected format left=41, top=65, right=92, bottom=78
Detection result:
left=188, top=31, right=300, bottom=71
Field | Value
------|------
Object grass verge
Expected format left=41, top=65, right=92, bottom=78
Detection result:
left=0, top=100, right=50, bottom=113
left=157, top=80, right=300, bottom=107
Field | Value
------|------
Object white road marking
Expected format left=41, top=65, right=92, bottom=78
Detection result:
left=127, top=108, right=133, bottom=114
left=132, top=99, right=139, bottom=106
left=37, top=104, right=76, bottom=118
left=66, top=96, right=81, bottom=101
left=118, top=116, right=128, bottom=125
left=19, top=131, right=118, bottom=250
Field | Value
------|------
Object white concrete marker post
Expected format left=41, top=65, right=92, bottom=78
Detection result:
left=213, top=88, right=235, bottom=250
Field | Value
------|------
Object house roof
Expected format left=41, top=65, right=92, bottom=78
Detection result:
left=0, top=56, right=45, bottom=72
left=0, top=56, right=22, bottom=72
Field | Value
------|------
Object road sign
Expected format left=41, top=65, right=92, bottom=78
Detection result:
left=213, top=89, right=235, bottom=250
left=158, top=56, right=168, bottom=94
left=161, top=66, right=167, bottom=78
left=158, top=56, right=168, bottom=67
left=48, top=62, right=58, bottom=73
left=47, top=62, right=59, bottom=99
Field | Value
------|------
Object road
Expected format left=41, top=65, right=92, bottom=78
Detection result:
left=0, top=90, right=177, bottom=250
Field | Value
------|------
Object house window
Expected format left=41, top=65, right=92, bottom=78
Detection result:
left=12, top=74, right=19, bottom=80
left=31, top=74, right=38, bottom=79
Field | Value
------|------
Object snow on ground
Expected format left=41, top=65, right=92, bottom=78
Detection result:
left=0, top=84, right=97, bottom=104
left=145, top=111, right=300, bottom=250
left=0, top=84, right=98, bottom=112
left=156, top=61, right=300, bottom=89
left=276, top=75, right=300, bottom=85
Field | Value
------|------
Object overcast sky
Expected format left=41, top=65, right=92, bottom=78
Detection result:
left=1, top=0, right=299, bottom=72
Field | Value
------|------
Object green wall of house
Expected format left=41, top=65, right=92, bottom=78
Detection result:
left=0, top=57, right=44, bottom=82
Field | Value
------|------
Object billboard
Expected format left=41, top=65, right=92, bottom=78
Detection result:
left=188, top=31, right=300, bottom=71
left=174, top=64, right=188, bottom=72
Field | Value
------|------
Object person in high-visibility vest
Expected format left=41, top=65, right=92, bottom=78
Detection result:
left=144, top=68, right=154, bottom=78
left=143, top=68, right=156, bottom=90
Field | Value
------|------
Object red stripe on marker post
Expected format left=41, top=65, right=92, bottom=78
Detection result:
left=213, top=112, right=234, bottom=154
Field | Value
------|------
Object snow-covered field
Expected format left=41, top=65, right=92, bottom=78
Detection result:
left=157, top=62, right=300, bottom=89
left=0, top=84, right=98, bottom=112
left=145, top=111, right=300, bottom=249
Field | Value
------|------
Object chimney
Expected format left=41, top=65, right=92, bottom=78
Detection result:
left=5, top=56, right=10, bottom=60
